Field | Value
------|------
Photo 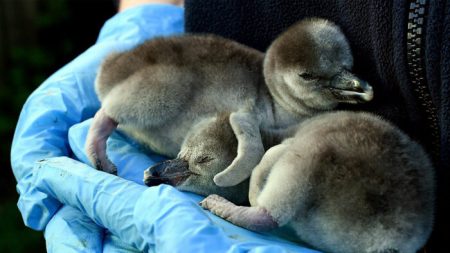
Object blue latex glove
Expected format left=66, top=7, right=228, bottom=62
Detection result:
left=11, top=4, right=321, bottom=252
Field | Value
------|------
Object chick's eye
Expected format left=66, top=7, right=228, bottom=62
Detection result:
left=299, top=72, right=317, bottom=81
left=196, top=156, right=214, bottom=164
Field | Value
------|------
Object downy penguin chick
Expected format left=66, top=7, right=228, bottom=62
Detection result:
left=86, top=18, right=373, bottom=187
left=200, top=111, right=435, bottom=253
left=144, top=113, right=249, bottom=204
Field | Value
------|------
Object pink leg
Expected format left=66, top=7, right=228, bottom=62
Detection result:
left=85, top=108, right=118, bottom=174
left=200, top=194, right=278, bottom=231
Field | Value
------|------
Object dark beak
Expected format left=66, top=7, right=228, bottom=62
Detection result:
left=330, top=70, right=373, bottom=103
left=144, top=158, right=190, bottom=186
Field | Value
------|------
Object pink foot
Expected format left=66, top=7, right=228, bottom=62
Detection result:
left=200, top=194, right=278, bottom=231
left=85, top=108, right=118, bottom=174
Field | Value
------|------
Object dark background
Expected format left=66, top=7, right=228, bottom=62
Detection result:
left=0, top=0, right=116, bottom=252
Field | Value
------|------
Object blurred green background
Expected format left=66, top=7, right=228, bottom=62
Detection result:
left=0, top=0, right=115, bottom=251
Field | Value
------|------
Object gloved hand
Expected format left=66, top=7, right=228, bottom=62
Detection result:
left=11, top=4, right=320, bottom=252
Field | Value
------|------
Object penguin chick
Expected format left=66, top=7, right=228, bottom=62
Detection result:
left=200, top=111, right=434, bottom=253
left=86, top=18, right=373, bottom=186
left=144, top=113, right=249, bottom=204
left=264, top=18, right=373, bottom=114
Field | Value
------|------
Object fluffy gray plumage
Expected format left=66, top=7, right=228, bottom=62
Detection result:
left=194, top=111, right=434, bottom=253
left=86, top=18, right=373, bottom=187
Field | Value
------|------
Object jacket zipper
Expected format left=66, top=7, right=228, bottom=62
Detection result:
left=406, top=0, right=440, bottom=159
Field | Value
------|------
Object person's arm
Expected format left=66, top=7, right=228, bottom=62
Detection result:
left=119, top=0, right=184, bottom=11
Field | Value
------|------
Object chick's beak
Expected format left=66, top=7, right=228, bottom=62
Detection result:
left=144, top=158, right=190, bottom=186
left=330, top=70, right=373, bottom=103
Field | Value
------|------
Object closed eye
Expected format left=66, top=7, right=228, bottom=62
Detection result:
left=299, top=72, right=319, bottom=81
left=195, top=156, right=215, bottom=164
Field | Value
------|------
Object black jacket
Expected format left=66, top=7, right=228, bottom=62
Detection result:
left=185, top=0, right=449, bottom=251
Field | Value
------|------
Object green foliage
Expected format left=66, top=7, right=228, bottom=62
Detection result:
left=0, top=0, right=72, bottom=133
left=36, top=1, right=69, bottom=27
left=0, top=200, right=46, bottom=253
